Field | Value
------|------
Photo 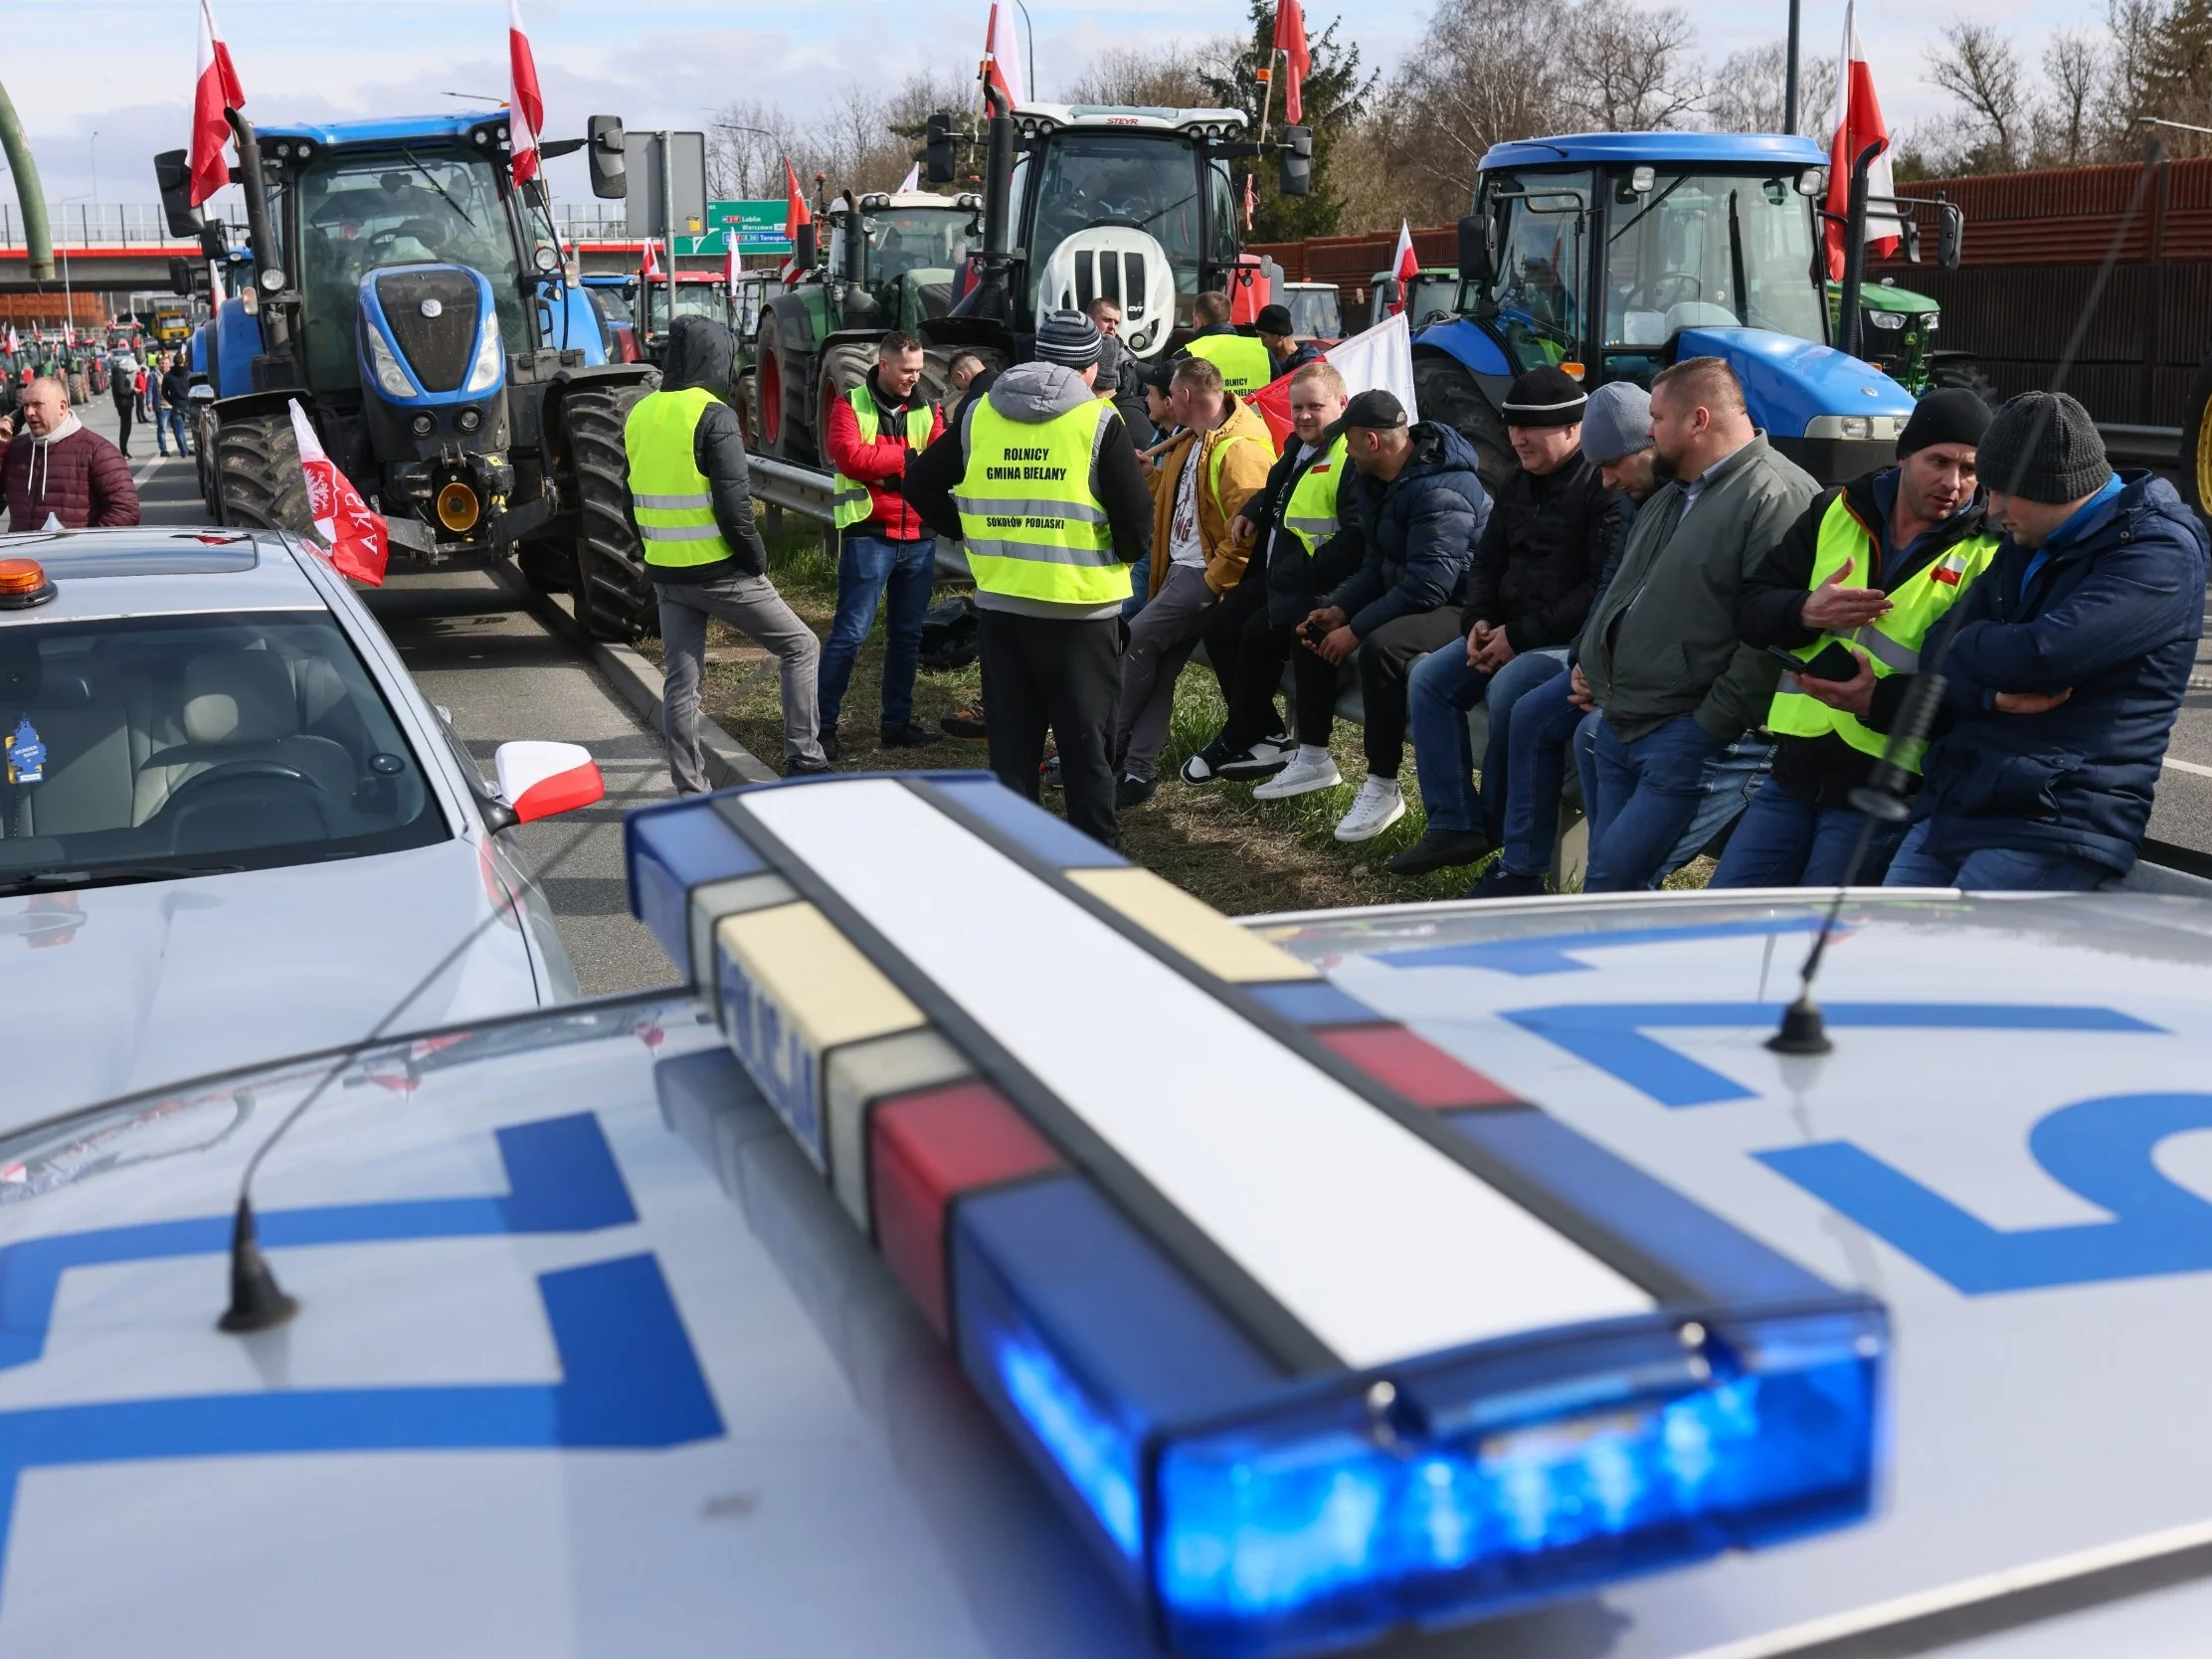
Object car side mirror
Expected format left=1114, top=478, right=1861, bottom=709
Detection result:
left=492, top=740, right=604, bottom=825
left=925, top=112, right=957, bottom=186
left=154, top=149, right=205, bottom=240
left=588, top=115, right=628, bottom=199
left=1277, top=125, right=1312, bottom=198
left=1936, top=201, right=1963, bottom=271
left=1457, top=213, right=1494, bottom=287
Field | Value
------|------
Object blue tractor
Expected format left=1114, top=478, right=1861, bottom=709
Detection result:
left=153, top=109, right=669, bottom=639
left=1410, top=132, right=1960, bottom=490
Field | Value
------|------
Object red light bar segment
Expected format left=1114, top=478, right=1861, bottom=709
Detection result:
left=1313, top=1024, right=1519, bottom=1109
left=870, top=1080, right=1065, bottom=1337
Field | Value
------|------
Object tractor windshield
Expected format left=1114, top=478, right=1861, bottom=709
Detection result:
left=1476, top=170, right=1590, bottom=374
left=295, top=148, right=526, bottom=394
left=864, top=208, right=973, bottom=286
left=1601, top=170, right=1826, bottom=385
left=1021, top=132, right=1224, bottom=326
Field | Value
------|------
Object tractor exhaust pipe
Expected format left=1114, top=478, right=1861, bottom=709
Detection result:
left=1836, top=137, right=1885, bottom=363
left=968, top=83, right=1016, bottom=326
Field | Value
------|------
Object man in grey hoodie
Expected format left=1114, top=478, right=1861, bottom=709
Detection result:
left=904, top=310, right=1154, bottom=845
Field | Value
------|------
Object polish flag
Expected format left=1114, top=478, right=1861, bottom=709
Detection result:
left=642, top=237, right=662, bottom=279
left=982, top=2, right=1024, bottom=107
left=1386, top=220, right=1418, bottom=316
left=506, top=0, right=545, bottom=188
left=287, top=399, right=390, bottom=587
left=778, top=157, right=812, bottom=282
left=1250, top=310, right=1417, bottom=449
left=4, top=328, right=16, bottom=355
left=897, top=161, right=921, bottom=193
left=725, top=225, right=742, bottom=294
left=495, top=740, right=605, bottom=824
left=1824, top=0, right=1901, bottom=279
left=189, top=0, right=248, bottom=207
left=1273, top=0, right=1310, bottom=125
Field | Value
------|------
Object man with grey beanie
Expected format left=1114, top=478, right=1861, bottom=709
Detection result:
left=903, top=308, right=1154, bottom=844
left=1872, top=390, right=2208, bottom=888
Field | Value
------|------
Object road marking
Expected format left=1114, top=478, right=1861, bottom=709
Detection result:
left=2163, top=756, right=2212, bottom=780
left=129, top=454, right=166, bottom=490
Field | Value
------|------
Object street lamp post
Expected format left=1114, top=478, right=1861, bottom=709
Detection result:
left=1013, top=0, right=1037, bottom=99
left=1783, top=0, right=1801, bottom=136
left=55, top=192, right=94, bottom=339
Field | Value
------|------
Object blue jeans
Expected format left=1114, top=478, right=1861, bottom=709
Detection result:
left=1121, top=554, right=1150, bottom=622
left=1407, top=642, right=1567, bottom=836
left=160, top=407, right=191, bottom=455
left=1710, top=777, right=1911, bottom=887
left=1497, top=667, right=1587, bottom=875
left=1882, top=820, right=2110, bottom=891
left=1586, top=714, right=1773, bottom=891
left=819, top=532, right=936, bottom=730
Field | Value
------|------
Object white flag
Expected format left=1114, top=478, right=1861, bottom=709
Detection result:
left=898, top=162, right=921, bottom=193
left=1322, top=311, right=1418, bottom=420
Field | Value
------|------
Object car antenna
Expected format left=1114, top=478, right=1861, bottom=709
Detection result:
left=216, top=797, right=611, bottom=1333
left=1768, top=142, right=2163, bottom=1055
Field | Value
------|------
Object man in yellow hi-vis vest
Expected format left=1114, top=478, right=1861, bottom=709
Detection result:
left=1177, top=288, right=1274, bottom=399
left=903, top=310, right=1155, bottom=846
left=625, top=316, right=829, bottom=789
left=1714, top=389, right=1996, bottom=885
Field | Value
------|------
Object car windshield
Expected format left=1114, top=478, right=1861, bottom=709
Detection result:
left=1477, top=170, right=1591, bottom=373
left=1024, top=132, right=1214, bottom=323
left=295, top=149, right=525, bottom=394
left=1602, top=169, right=1826, bottom=382
left=0, top=611, right=446, bottom=889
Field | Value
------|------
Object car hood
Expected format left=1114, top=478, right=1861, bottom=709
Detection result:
left=0, top=840, right=540, bottom=1125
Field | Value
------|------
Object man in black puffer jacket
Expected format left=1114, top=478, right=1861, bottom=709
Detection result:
left=1389, top=366, right=1616, bottom=874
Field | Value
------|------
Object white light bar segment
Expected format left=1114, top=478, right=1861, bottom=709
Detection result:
left=735, top=781, right=1652, bottom=1368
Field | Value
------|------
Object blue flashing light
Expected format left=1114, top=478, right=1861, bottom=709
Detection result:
left=992, top=1325, right=1143, bottom=1560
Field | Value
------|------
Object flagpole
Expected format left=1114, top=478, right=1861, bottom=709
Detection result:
left=1256, top=47, right=1276, bottom=147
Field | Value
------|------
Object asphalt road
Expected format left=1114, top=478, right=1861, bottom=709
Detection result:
left=95, top=392, right=682, bottom=997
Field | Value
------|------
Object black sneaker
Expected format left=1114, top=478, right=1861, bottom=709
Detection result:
left=880, top=722, right=935, bottom=748
left=1179, top=736, right=1232, bottom=784
left=1042, top=755, right=1063, bottom=790
left=1466, top=864, right=1548, bottom=900
left=1215, top=736, right=1295, bottom=779
left=940, top=707, right=989, bottom=741
left=820, top=729, right=842, bottom=762
left=1115, top=774, right=1158, bottom=810
left=786, top=752, right=833, bottom=777
left=1383, top=827, right=1493, bottom=876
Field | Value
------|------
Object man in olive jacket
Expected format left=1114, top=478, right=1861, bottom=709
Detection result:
left=1575, top=357, right=1818, bottom=890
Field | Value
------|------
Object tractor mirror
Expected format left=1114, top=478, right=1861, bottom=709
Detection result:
left=1936, top=201, right=1963, bottom=271
left=925, top=112, right=957, bottom=186
left=168, top=257, right=197, bottom=297
left=198, top=223, right=228, bottom=261
left=587, top=115, right=628, bottom=199
left=1900, top=216, right=1923, bottom=264
left=1277, top=125, right=1312, bottom=198
left=794, top=220, right=818, bottom=273
left=1457, top=214, right=1494, bottom=287
left=153, top=149, right=204, bottom=240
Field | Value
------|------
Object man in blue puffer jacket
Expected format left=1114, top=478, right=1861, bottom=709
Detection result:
left=1846, top=392, right=2207, bottom=889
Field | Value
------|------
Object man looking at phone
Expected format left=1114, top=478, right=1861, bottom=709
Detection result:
left=1714, top=389, right=1995, bottom=886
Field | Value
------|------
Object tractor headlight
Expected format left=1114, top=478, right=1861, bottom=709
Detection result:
left=457, top=406, right=482, bottom=433
left=1868, top=311, right=1905, bottom=331
left=365, top=325, right=415, bottom=399
left=1925, top=312, right=1939, bottom=332
left=462, top=311, right=502, bottom=394
left=410, top=413, right=434, bottom=437
left=1839, top=416, right=1872, bottom=440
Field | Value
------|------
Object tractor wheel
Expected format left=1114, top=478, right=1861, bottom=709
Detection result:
left=818, top=341, right=878, bottom=445
left=561, top=384, right=658, bottom=643
left=1412, top=353, right=1512, bottom=494
left=212, top=409, right=312, bottom=533
left=758, top=311, right=799, bottom=461
left=2181, top=352, right=2212, bottom=515
left=1930, top=358, right=2003, bottom=411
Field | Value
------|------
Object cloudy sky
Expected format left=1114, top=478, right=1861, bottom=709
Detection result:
left=3, top=0, right=2097, bottom=223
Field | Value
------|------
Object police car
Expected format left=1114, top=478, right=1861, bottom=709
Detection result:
left=7, top=770, right=2212, bottom=1657
left=0, top=529, right=602, bottom=1120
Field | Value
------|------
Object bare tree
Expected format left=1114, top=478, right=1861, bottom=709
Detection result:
left=1379, top=0, right=1568, bottom=222
left=1925, top=20, right=2030, bottom=172
left=2091, top=0, right=2180, bottom=156
left=1562, top=0, right=1706, bottom=130
left=1706, top=40, right=1838, bottom=138
left=2035, top=31, right=2103, bottom=164
left=1066, top=42, right=1238, bottom=108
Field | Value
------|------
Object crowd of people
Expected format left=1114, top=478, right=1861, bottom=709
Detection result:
left=616, top=294, right=2212, bottom=896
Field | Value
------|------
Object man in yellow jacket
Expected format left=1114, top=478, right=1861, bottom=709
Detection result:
left=1110, top=354, right=1274, bottom=808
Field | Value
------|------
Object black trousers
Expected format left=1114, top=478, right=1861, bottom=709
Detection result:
left=1355, top=606, right=1465, bottom=779
left=1200, top=577, right=1268, bottom=707
left=979, top=609, right=1123, bottom=848
left=1227, top=610, right=1336, bottom=753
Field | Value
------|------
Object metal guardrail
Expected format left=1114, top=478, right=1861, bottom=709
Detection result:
left=746, top=456, right=836, bottom=522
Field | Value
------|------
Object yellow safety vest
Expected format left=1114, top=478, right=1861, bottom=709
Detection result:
left=1278, top=434, right=1348, bottom=556
left=954, top=397, right=1126, bottom=606
left=831, top=385, right=936, bottom=529
left=1766, top=493, right=2001, bottom=773
left=1183, top=331, right=1274, bottom=397
left=624, top=386, right=732, bottom=569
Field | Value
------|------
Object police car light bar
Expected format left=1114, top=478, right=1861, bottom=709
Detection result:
left=626, top=774, right=1887, bottom=1658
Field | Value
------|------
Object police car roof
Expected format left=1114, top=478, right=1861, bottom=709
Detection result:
left=0, top=528, right=321, bottom=626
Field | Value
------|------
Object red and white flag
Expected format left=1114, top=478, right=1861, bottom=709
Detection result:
left=1824, top=0, right=1901, bottom=279
left=4, top=328, right=17, bottom=356
left=189, top=0, right=247, bottom=207
left=641, top=237, right=661, bottom=279
left=506, top=0, right=545, bottom=188
left=287, top=399, right=389, bottom=587
left=1386, top=220, right=1418, bottom=314
left=724, top=223, right=741, bottom=294
left=494, top=740, right=605, bottom=824
left=1251, top=311, right=1417, bottom=449
left=1273, top=0, right=1310, bottom=125
left=897, top=161, right=921, bottom=193
left=778, top=157, right=812, bottom=282
left=982, top=2, right=1024, bottom=107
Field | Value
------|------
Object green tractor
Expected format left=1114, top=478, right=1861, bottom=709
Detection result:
left=1826, top=275, right=1997, bottom=404
left=742, top=188, right=981, bottom=462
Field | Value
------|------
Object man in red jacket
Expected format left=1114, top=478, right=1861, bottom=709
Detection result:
left=0, top=377, right=139, bottom=531
left=819, top=331, right=946, bottom=758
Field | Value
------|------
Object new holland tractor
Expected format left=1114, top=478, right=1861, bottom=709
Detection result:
left=153, top=107, right=670, bottom=641
left=1409, top=131, right=1968, bottom=490
left=743, top=188, right=982, bottom=462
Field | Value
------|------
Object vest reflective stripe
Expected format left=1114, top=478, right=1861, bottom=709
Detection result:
left=831, top=386, right=936, bottom=529
left=955, top=397, right=1127, bottom=604
left=624, top=386, right=734, bottom=568
left=1184, top=332, right=1274, bottom=397
left=1765, top=495, right=2001, bottom=772
left=1279, top=435, right=1349, bottom=556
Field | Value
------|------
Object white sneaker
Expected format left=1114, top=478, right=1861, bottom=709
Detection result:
left=1333, top=777, right=1406, bottom=841
left=1252, top=753, right=1343, bottom=800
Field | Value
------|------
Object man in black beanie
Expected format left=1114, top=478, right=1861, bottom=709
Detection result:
left=1717, top=387, right=1998, bottom=886
left=1862, top=390, right=2206, bottom=889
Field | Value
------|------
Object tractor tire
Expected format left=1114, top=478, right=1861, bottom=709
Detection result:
left=2181, top=352, right=2212, bottom=516
left=818, top=341, right=878, bottom=444
left=1412, top=353, right=1512, bottom=494
left=758, top=311, right=803, bottom=462
left=1930, top=358, right=2003, bottom=411
left=562, top=384, right=658, bottom=643
left=212, top=409, right=312, bottom=533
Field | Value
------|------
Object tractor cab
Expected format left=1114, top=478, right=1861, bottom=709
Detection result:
left=1368, top=267, right=1460, bottom=331
left=637, top=272, right=736, bottom=361
left=824, top=190, right=979, bottom=333
left=1279, top=278, right=1342, bottom=343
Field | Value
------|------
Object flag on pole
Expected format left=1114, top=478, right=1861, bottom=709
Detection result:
left=4, top=328, right=17, bottom=356
left=1386, top=220, right=1418, bottom=315
left=725, top=224, right=742, bottom=295
left=1824, top=0, right=1901, bottom=279
left=898, top=162, right=921, bottom=193
left=1250, top=311, right=1417, bottom=449
left=983, top=2, right=1025, bottom=107
left=1273, top=0, right=1310, bottom=125
left=778, top=157, right=813, bottom=283
left=641, top=237, right=661, bottom=279
left=506, top=0, right=545, bottom=188
left=189, top=0, right=247, bottom=207
left=287, top=400, right=390, bottom=588
left=1243, top=171, right=1257, bottom=232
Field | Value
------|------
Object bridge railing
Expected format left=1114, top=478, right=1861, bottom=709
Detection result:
left=0, top=204, right=200, bottom=250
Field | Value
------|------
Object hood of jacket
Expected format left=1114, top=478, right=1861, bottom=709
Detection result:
left=986, top=361, right=1098, bottom=424
left=659, top=315, right=737, bottom=398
